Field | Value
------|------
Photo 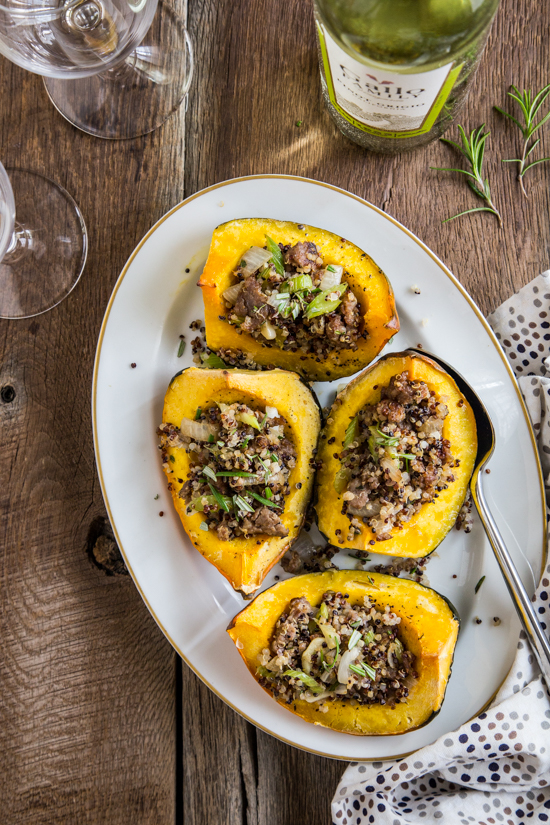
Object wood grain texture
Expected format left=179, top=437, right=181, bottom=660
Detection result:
left=1, top=0, right=549, bottom=824
left=0, top=5, right=187, bottom=817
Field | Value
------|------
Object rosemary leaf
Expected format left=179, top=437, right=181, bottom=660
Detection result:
left=431, top=124, right=502, bottom=227
left=495, top=83, right=550, bottom=196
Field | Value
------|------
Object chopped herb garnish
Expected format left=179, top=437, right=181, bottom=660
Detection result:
left=343, top=416, right=359, bottom=450
left=349, top=663, right=366, bottom=677
left=256, top=665, right=273, bottom=679
left=177, top=339, right=186, bottom=357
left=264, top=487, right=273, bottom=499
left=241, top=435, right=252, bottom=449
left=233, top=494, right=255, bottom=514
left=266, top=236, right=285, bottom=277
left=367, top=575, right=375, bottom=585
left=475, top=575, right=486, bottom=594
left=207, top=482, right=230, bottom=513
left=283, top=669, right=324, bottom=693
left=199, top=521, right=209, bottom=531
left=241, top=259, right=247, bottom=267
left=363, top=662, right=377, bottom=680
left=304, top=283, right=347, bottom=319
left=363, top=630, right=375, bottom=645
left=350, top=620, right=362, bottom=628
left=348, top=629, right=362, bottom=650
left=201, top=352, right=227, bottom=369
left=169, top=454, right=175, bottom=463
left=207, top=434, right=215, bottom=443
left=326, top=265, right=336, bottom=272
left=202, top=466, right=217, bottom=481
left=349, top=554, right=369, bottom=563
left=248, top=490, right=282, bottom=509
left=194, top=407, right=202, bottom=420
left=259, top=413, right=268, bottom=430
left=154, top=494, right=159, bottom=500
left=216, top=470, right=257, bottom=478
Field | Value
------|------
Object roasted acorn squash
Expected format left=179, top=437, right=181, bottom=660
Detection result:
left=198, top=218, right=399, bottom=382
left=315, top=351, right=477, bottom=557
left=227, top=570, right=459, bottom=735
left=161, top=368, right=321, bottom=595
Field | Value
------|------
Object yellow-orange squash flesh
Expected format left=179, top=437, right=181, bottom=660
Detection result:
left=227, top=570, right=459, bottom=735
left=198, top=218, right=399, bottom=382
left=315, top=351, right=478, bottom=557
left=161, top=368, right=321, bottom=595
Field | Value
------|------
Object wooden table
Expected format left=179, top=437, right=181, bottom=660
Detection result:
left=1, top=0, right=548, bottom=821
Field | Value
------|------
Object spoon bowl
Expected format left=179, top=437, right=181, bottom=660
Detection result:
left=410, top=347, right=550, bottom=686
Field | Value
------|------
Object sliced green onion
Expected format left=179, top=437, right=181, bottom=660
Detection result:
left=304, top=283, right=347, bottom=319
left=202, top=352, right=227, bottom=369
left=259, top=413, right=268, bottom=430
left=256, top=666, right=273, bottom=679
left=202, top=466, right=217, bottom=481
left=350, top=620, right=362, bottom=628
left=287, top=274, right=313, bottom=293
left=363, top=629, right=375, bottom=645
left=241, top=435, right=252, bottom=449
left=207, top=434, right=215, bottom=443
left=264, top=487, right=273, bottom=499
left=349, top=663, right=366, bottom=677
left=256, top=456, right=271, bottom=477
left=177, top=339, right=186, bottom=357
left=343, top=416, right=359, bottom=449
left=475, top=575, right=486, bottom=594
left=318, top=602, right=329, bottom=620
left=326, top=265, right=336, bottom=273
left=348, top=629, right=362, bottom=649
left=194, top=407, right=202, bottom=420
left=394, top=638, right=403, bottom=662
left=266, top=236, right=285, bottom=276
left=248, top=490, right=282, bottom=509
left=207, top=482, right=230, bottom=513
left=283, top=669, right=324, bottom=693
left=333, top=466, right=351, bottom=494
left=199, top=521, right=209, bottom=531
left=239, top=411, right=261, bottom=430
left=216, top=470, right=257, bottom=478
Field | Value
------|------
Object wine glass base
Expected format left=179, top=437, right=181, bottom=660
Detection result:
left=0, top=170, right=87, bottom=319
left=42, top=1, right=193, bottom=140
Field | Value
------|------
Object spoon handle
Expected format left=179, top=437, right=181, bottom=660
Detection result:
left=473, top=469, right=550, bottom=686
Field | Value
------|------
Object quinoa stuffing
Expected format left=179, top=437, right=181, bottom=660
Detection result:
left=221, top=236, right=363, bottom=359
left=158, top=401, right=296, bottom=540
left=257, top=591, right=415, bottom=708
left=336, top=371, right=459, bottom=542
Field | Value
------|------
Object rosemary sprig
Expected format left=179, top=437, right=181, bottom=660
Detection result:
left=494, top=84, right=550, bottom=197
left=431, top=124, right=503, bottom=227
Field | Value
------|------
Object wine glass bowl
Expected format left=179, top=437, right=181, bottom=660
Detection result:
left=0, top=0, right=193, bottom=138
left=0, top=0, right=157, bottom=77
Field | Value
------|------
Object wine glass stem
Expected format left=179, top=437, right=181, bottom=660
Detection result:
left=3, top=222, right=34, bottom=262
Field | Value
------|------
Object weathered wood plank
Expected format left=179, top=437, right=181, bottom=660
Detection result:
left=0, top=13, right=188, bottom=817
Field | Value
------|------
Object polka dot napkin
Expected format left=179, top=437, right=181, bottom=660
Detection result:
left=332, top=272, right=550, bottom=825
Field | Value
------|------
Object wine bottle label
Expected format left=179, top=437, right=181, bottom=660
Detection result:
left=317, top=22, right=463, bottom=139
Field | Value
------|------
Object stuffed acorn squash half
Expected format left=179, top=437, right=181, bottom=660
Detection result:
left=227, top=570, right=459, bottom=735
left=316, top=351, right=477, bottom=557
left=158, top=368, right=321, bottom=595
left=198, top=218, right=399, bottom=382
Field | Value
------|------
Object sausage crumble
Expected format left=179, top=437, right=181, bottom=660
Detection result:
left=337, top=372, right=459, bottom=542
left=257, top=591, right=415, bottom=709
left=222, top=237, right=362, bottom=359
left=158, top=401, right=296, bottom=540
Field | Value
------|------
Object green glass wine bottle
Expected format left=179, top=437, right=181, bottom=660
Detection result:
left=314, top=0, right=500, bottom=153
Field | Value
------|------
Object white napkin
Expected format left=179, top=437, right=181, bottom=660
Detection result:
left=332, top=272, right=550, bottom=825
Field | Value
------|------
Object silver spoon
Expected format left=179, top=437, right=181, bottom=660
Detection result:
left=411, top=348, right=550, bottom=686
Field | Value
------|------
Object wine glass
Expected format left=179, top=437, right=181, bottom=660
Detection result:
left=0, top=161, right=87, bottom=318
left=0, top=0, right=193, bottom=139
